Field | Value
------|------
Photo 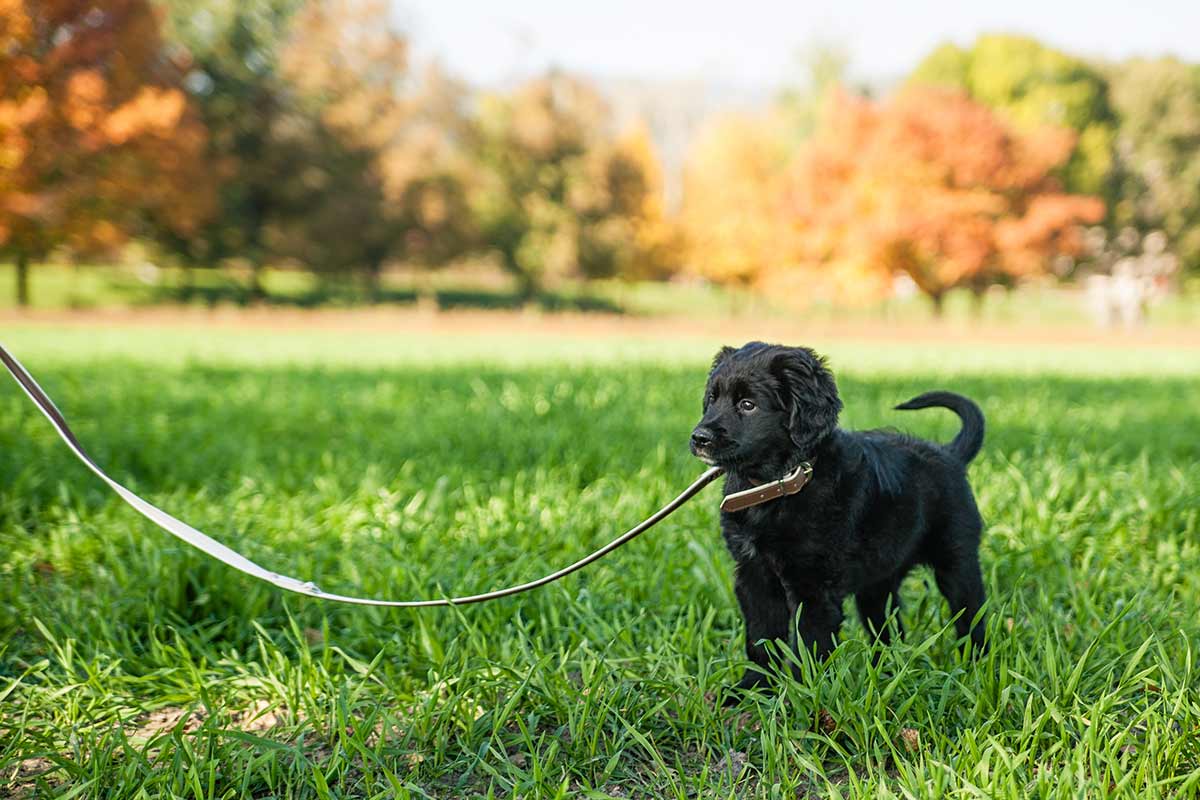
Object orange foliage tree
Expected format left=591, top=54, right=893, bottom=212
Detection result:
left=0, top=0, right=212, bottom=305
left=781, top=87, right=1104, bottom=311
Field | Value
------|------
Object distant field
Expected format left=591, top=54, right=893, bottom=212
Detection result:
left=4, top=261, right=1200, bottom=328
left=2, top=322, right=1199, bottom=798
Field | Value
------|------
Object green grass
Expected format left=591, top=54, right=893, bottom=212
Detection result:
left=2, top=327, right=1199, bottom=798
left=6, top=261, right=1200, bottom=326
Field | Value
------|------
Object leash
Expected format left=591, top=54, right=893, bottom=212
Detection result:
left=0, top=342, right=724, bottom=607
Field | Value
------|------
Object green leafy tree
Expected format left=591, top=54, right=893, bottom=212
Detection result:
left=471, top=72, right=673, bottom=298
left=159, top=0, right=303, bottom=296
left=910, top=34, right=1116, bottom=198
left=1107, top=57, right=1200, bottom=274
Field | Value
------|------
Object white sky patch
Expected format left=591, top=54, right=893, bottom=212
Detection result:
left=402, top=0, right=1200, bottom=91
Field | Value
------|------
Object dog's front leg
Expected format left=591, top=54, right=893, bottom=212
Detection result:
left=790, top=593, right=845, bottom=665
left=731, top=557, right=791, bottom=695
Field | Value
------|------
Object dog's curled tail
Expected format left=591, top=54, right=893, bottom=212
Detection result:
left=894, top=391, right=985, bottom=464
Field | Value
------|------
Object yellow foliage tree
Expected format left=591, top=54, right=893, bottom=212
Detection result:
left=611, top=121, right=683, bottom=280
left=680, top=112, right=793, bottom=286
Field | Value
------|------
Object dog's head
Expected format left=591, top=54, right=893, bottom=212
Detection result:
left=690, top=342, right=842, bottom=473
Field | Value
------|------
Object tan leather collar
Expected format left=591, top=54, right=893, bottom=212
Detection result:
left=720, top=461, right=814, bottom=513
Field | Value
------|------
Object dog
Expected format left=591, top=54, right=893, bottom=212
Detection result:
left=689, top=342, right=987, bottom=697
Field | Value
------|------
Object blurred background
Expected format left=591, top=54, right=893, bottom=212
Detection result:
left=2, top=0, right=1199, bottom=331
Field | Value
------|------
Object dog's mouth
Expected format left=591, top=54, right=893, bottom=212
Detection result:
left=690, top=443, right=731, bottom=467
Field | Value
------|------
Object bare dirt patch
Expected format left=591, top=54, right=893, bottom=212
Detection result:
left=4, top=756, right=59, bottom=799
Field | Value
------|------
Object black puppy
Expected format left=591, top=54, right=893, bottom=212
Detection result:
left=690, top=342, right=987, bottom=696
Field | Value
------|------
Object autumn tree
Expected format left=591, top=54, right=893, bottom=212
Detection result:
left=274, top=0, right=475, bottom=293
left=910, top=35, right=1116, bottom=198
left=680, top=112, right=793, bottom=287
left=0, top=0, right=212, bottom=305
left=608, top=121, right=682, bottom=281
left=782, top=87, right=1105, bottom=312
left=470, top=72, right=676, bottom=298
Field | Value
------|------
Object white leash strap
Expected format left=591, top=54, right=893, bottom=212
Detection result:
left=1, top=342, right=723, bottom=607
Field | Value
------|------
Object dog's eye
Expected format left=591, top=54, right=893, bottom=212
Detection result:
left=738, top=399, right=756, bottom=412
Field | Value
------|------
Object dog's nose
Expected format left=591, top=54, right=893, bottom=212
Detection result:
left=691, top=428, right=714, bottom=449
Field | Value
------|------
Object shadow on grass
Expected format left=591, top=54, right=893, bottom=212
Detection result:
left=151, top=283, right=625, bottom=314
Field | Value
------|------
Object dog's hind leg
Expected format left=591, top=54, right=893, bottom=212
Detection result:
left=731, top=558, right=791, bottom=695
left=933, top=554, right=987, bottom=653
left=855, top=576, right=904, bottom=648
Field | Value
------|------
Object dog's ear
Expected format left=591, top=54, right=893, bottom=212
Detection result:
left=771, top=347, right=842, bottom=454
left=710, top=346, right=736, bottom=375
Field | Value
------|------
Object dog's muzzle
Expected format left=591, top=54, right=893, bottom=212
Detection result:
left=690, top=426, right=720, bottom=465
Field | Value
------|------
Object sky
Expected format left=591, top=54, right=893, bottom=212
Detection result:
left=401, top=0, right=1200, bottom=90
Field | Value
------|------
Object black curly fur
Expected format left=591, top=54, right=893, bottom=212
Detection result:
left=689, top=342, right=988, bottom=700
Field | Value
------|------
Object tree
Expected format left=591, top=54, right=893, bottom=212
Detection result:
left=470, top=72, right=673, bottom=298
left=159, top=0, right=302, bottom=295
left=910, top=34, right=1116, bottom=198
left=776, top=41, right=853, bottom=141
left=610, top=121, right=683, bottom=281
left=781, top=87, right=1105, bottom=312
left=1107, top=57, right=1200, bottom=274
left=0, top=0, right=212, bottom=305
left=679, top=112, right=793, bottom=287
left=273, top=0, right=475, bottom=293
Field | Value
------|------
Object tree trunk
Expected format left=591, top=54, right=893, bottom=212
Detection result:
left=507, top=255, right=538, bottom=304
left=180, top=263, right=194, bottom=302
left=15, top=253, right=30, bottom=308
left=517, top=274, right=538, bottom=304
left=247, top=263, right=266, bottom=302
left=362, top=266, right=382, bottom=303
left=928, top=290, right=945, bottom=317
left=969, top=285, right=987, bottom=318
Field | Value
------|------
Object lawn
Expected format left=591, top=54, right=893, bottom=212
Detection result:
left=6, top=261, right=1200, bottom=329
left=2, top=323, right=1199, bottom=798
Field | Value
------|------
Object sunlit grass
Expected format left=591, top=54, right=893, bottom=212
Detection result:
left=1, top=327, right=1198, bottom=798
left=4, top=260, right=1200, bottom=328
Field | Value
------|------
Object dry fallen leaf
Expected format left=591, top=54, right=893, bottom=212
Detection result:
left=715, top=749, right=748, bottom=775
left=232, top=699, right=281, bottom=732
left=131, top=707, right=205, bottom=739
